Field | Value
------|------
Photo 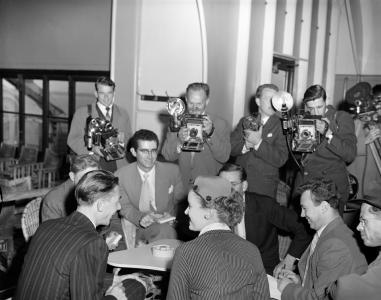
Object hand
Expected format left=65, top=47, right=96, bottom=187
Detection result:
left=177, top=127, right=189, bottom=143
left=244, top=127, right=263, bottom=146
left=105, top=269, right=127, bottom=300
left=316, top=118, right=329, bottom=135
left=365, top=127, right=381, bottom=144
left=105, top=231, right=122, bottom=251
left=277, top=269, right=300, bottom=293
left=139, top=213, right=155, bottom=228
left=202, top=115, right=214, bottom=136
left=91, top=145, right=104, bottom=157
left=273, top=254, right=296, bottom=279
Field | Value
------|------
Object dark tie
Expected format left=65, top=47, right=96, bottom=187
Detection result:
left=105, top=106, right=111, bottom=121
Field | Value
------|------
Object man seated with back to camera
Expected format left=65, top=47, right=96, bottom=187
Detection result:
left=230, top=83, right=288, bottom=199
left=218, top=163, right=311, bottom=275
left=115, top=129, right=186, bottom=245
left=15, top=170, right=146, bottom=300
left=277, top=178, right=367, bottom=300
left=293, top=85, right=357, bottom=215
left=161, top=82, right=231, bottom=189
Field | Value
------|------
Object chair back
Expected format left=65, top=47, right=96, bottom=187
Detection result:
left=0, top=142, right=17, bottom=159
left=21, top=197, right=42, bottom=242
left=18, top=145, right=39, bottom=164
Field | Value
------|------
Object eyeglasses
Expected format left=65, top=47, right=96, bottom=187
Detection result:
left=230, top=181, right=242, bottom=187
left=137, top=148, right=158, bottom=156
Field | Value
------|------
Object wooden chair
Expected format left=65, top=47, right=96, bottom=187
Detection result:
left=21, top=197, right=42, bottom=242
left=0, top=142, right=17, bottom=159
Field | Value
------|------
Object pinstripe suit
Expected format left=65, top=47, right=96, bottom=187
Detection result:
left=15, top=212, right=145, bottom=300
left=167, top=230, right=269, bottom=300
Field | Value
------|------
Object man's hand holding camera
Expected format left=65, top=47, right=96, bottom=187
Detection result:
left=243, top=127, right=263, bottom=149
left=315, top=118, right=330, bottom=135
left=202, top=115, right=214, bottom=137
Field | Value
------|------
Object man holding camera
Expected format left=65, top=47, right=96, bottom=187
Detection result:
left=231, top=83, right=288, bottom=198
left=294, top=85, right=357, bottom=214
left=67, top=77, right=132, bottom=172
left=161, top=82, right=231, bottom=189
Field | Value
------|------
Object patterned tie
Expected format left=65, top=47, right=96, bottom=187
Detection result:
left=105, top=106, right=111, bottom=121
left=139, top=173, right=152, bottom=213
left=302, top=232, right=319, bottom=286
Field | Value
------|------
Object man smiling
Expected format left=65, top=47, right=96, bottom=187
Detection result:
left=115, top=130, right=186, bottom=244
left=278, top=178, right=366, bottom=300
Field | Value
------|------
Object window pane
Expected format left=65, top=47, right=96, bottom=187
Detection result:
left=76, top=81, right=95, bottom=109
left=2, top=112, right=19, bottom=144
left=49, top=118, right=68, bottom=154
left=2, top=78, right=19, bottom=113
left=50, top=81, right=68, bottom=117
left=25, top=79, right=43, bottom=115
left=25, top=116, right=42, bottom=150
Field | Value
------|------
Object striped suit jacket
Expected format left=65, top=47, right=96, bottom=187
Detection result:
left=15, top=212, right=143, bottom=300
left=167, top=230, right=270, bottom=300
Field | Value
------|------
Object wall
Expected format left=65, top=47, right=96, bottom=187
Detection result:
left=0, top=0, right=111, bottom=70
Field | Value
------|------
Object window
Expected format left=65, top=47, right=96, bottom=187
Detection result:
left=0, top=70, right=109, bottom=156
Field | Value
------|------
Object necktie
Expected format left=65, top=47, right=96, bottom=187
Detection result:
left=139, top=173, right=153, bottom=213
left=302, top=233, right=319, bottom=286
left=105, top=106, right=111, bottom=121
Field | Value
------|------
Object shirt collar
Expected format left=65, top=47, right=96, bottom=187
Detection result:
left=137, top=164, right=155, bottom=180
left=97, top=101, right=113, bottom=111
left=199, top=222, right=231, bottom=236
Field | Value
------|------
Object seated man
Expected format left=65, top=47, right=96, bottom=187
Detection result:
left=41, top=154, right=99, bottom=222
left=278, top=178, right=367, bottom=300
left=15, top=170, right=146, bottom=300
left=218, top=163, right=311, bottom=274
left=333, top=195, right=381, bottom=300
left=115, top=129, right=186, bottom=244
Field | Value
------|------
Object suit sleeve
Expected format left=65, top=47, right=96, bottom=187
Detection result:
left=70, top=238, right=110, bottom=300
left=204, top=117, right=231, bottom=163
left=41, top=191, right=64, bottom=222
left=281, top=238, right=359, bottom=300
left=325, top=111, right=357, bottom=163
left=167, top=246, right=191, bottom=300
left=230, top=118, right=246, bottom=156
left=67, top=108, right=88, bottom=155
left=161, top=131, right=181, bottom=161
left=117, top=177, right=144, bottom=226
left=266, top=201, right=311, bottom=259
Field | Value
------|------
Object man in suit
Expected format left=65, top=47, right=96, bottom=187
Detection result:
left=115, top=129, right=186, bottom=244
left=15, top=170, right=146, bottom=300
left=293, top=85, right=357, bottom=214
left=333, top=195, right=381, bottom=300
left=278, top=178, right=367, bottom=300
left=161, top=82, right=231, bottom=189
left=41, top=154, right=99, bottom=222
left=218, top=163, right=310, bottom=274
left=67, top=77, right=132, bottom=172
left=230, top=83, right=288, bottom=198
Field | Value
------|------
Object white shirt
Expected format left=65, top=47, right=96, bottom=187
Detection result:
left=199, top=222, right=231, bottom=236
left=137, top=166, right=156, bottom=211
left=97, top=102, right=113, bottom=119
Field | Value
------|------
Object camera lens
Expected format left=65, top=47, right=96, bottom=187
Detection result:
left=301, top=130, right=311, bottom=139
left=189, top=128, right=198, bottom=138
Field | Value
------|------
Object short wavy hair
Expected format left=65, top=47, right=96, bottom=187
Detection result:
left=193, top=188, right=244, bottom=227
left=95, top=76, right=115, bottom=91
left=255, top=83, right=279, bottom=99
left=303, top=84, right=327, bottom=104
left=186, top=82, right=210, bottom=98
left=298, top=178, right=340, bottom=209
left=75, top=170, right=119, bottom=206
left=70, top=154, right=99, bottom=174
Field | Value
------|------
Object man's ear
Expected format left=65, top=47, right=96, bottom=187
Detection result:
left=242, top=180, right=249, bottom=193
left=205, top=98, right=210, bottom=107
left=69, top=171, right=75, bottom=182
left=130, top=148, right=137, bottom=158
left=255, top=97, right=260, bottom=107
left=96, top=199, right=103, bottom=212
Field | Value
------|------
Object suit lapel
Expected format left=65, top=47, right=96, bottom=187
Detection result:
left=132, top=164, right=143, bottom=207
left=154, top=162, right=168, bottom=212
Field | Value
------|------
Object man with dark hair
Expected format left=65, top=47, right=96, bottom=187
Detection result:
left=162, top=82, right=231, bottom=189
left=278, top=178, right=367, bottom=300
left=67, top=76, right=132, bottom=172
left=231, top=83, right=288, bottom=198
left=294, top=84, right=357, bottom=214
left=116, top=129, right=186, bottom=244
left=218, top=163, right=310, bottom=274
left=41, top=154, right=99, bottom=222
left=15, top=170, right=146, bottom=300
left=333, top=195, right=381, bottom=300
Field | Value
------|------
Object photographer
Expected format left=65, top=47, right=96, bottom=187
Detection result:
left=231, top=83, right=288, bottom=198
left=161, top=82, right=230, bottom=189
left=294, top=85, right=357, bottom=214
left=67, top=77, right=132, bottom=172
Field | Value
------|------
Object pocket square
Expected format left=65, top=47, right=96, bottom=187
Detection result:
left=267, top=133, right=273, bottom=138
left=168, top=185, right=174, bottom=194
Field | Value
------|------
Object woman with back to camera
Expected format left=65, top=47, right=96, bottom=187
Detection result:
left=167, top=176, right=269, bottom=299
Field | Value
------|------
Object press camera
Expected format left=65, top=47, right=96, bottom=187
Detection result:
left=242, top=112, right=262, bottom=131
left=85, top=117, right=126, bottom=161
left=167, top=97, right=206, bottom=152
left=271, top=91, right=323, bottom=153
